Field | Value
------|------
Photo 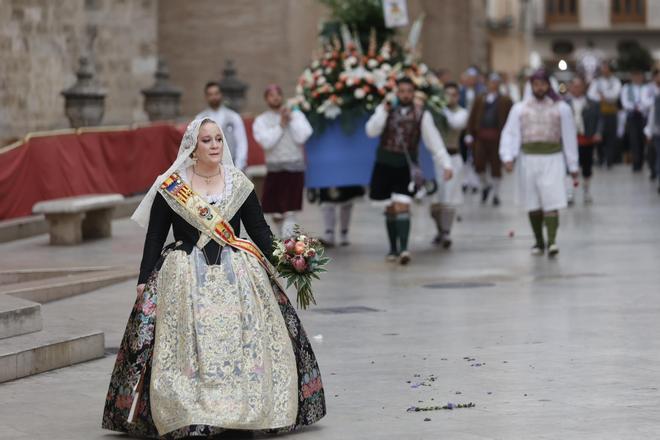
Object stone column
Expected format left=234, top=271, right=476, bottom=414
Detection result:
left=219, top=60, right=249, bottom=113
left=141, top=58, right=182, bottom=121
left=61, top=56, right=106, bottom=128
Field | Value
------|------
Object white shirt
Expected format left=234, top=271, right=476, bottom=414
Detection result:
left=621, top=83, right=651, bottom=115
left=195, top=106, right=248, bottom=170
left=499, top=98, right=579, bottom=173
left=569, top=95, right=587, bottom=135
left=365, top=104, right=452, bottom=171
left=252, top=109, right=313, bottom=172
left=644, top=84, right=660, bottom=138
left=443, top=106, right=469, bottom=131
left=587, top=76, right=622, bottom=104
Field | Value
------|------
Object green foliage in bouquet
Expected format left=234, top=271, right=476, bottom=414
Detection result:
left=319, top=0, right=395, bottom=49
left=272, top=229, right=330, bottom=310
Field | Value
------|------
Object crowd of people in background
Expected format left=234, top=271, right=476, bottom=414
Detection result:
left=192, top=60, right=660, bottom=263
left=447, top=61, right=660, bottom=197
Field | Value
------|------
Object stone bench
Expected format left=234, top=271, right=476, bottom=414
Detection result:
left=32, top=194, right=124, bottom=245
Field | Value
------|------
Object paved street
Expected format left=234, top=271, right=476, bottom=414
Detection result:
left=1, top=167, right=659, bottom=440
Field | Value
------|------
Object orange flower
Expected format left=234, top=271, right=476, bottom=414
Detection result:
left=335, top=82, right=344, bottom=91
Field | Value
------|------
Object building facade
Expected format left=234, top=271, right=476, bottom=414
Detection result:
left=0, top=0, right=158, bottom=142
left=486, top=0, right=660, bottom=76
left=1, top=0, right=487, bottom=143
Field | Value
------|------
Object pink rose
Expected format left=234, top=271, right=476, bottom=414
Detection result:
left=284, top=239, right=296, bottom=253
left=292, top=256, right=308, bottom=273
left=294, top=241, right=306, bottom=255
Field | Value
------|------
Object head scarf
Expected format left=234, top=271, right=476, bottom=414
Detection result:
left=528, top=68, right=559, bottom=101
left=263, top=83, right=283, bottom=98
left=131, top=118, right=235, bottom=228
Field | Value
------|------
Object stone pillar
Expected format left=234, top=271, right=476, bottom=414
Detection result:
left=219, top=60, right=248, bottom=112
left=141, top=58, right=182, bottom=121
left=61, top=56, right=106, bottom=128
left=44, top=213, right=84, bottom=245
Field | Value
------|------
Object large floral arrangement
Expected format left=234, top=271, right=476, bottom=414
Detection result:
left=292, top=33, right=447, bottom=134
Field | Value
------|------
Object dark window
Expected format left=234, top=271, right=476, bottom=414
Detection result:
left=612, top=0, right=646, bottom=23
left=546, top=0, right=578, bottom=24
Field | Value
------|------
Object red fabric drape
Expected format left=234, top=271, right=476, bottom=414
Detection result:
left=0, top=120, right=266, bottom=220
left=0, top=125, right=183, bottom=219
left=0, top=118, right=264, bottom=220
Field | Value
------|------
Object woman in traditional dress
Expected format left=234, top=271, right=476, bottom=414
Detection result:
left=102, top=118, right=326, bottom=438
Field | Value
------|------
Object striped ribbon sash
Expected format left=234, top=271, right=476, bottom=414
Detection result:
left=160, top=173, right=272, bottom=272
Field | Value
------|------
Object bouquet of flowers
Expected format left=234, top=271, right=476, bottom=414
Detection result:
left=291, top=29, right=447, bottom=134
left=272, top=229, right=330, bottom=309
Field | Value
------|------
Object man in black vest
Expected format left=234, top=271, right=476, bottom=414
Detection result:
left=366, top=77, right=453, bottom=265
left=565, top=76, right=602, bottom=204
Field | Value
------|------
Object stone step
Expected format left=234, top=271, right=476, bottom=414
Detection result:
left=0, top=266, right=115, bottom=285
left=0, top=327, right=104, bottom=383
left=0, top=268, right=138, bottom=303
left=0, top=296, right=42, bottom=339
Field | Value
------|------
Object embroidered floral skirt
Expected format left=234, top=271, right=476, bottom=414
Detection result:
left=102, top=245, right=326, bottom=438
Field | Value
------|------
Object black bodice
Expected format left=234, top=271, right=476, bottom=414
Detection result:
left=137, top=191, right=273, bottom=284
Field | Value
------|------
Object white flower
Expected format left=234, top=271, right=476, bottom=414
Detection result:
left=317, top=76, right=326, bottom=85
left=354, top=88, right=366, bottom=99
left=346, top=56, right=358, bottom=66
left=311, top=61, right=320, bottom=69
left=302, top=100, right=311, bottom=111
left=367, top=94, right=374, bottom=101
left=325, top=67, right=332, bottom=74
left=317, top=99, right=341, bottom=119
left=381, top=63, right=392, bottom=72
left=419, top=64, right=429, bottom=74
left=295, top=85, right=303, bottom=95
left=324, top=103, right=341, bottom=119
left=346, top=78, right=354, bottom=87
left=367, top=58, right=379, bottom=69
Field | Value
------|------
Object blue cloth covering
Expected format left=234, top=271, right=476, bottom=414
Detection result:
left=304, top=118, right=436, bottom=188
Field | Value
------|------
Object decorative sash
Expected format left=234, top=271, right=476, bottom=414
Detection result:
left=159, top=172, right=273, bottom=273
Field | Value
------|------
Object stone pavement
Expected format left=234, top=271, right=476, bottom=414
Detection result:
left=1, top=167, right=659, bottom=440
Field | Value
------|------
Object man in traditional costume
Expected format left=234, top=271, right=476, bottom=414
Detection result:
left=500, top=69, right=579, bottom=257
left=565, top=76, right=602, bottom=204
left=195, top=81, right=249, bottom=170
left=430, top=82, right=468, bottom=248
left=465, top=73, right=513, bottom=206
left=102, top=118, right=325, bottom=438
left=621, top=69, right=652, bottom=172
left=644, top=68, right=660, bottom=192
left=366, top=77, right=453, bottom=264
left=253, top=84, right=313, bottom=238
left=587, top=61, right=622, bottom=167
left=459, top=67, right=486, bottom=194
